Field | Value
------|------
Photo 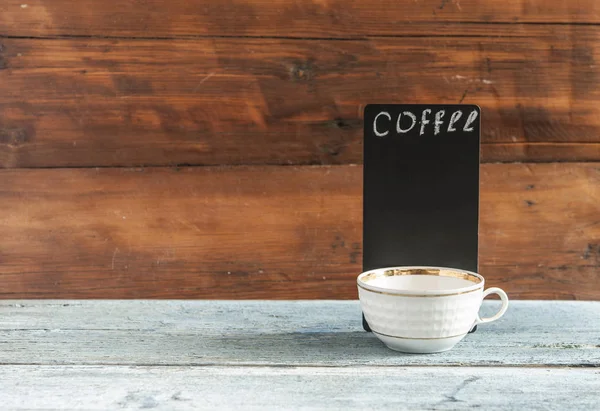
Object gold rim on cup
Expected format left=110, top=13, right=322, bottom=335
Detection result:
left=357, top=266, right=484, bottom=297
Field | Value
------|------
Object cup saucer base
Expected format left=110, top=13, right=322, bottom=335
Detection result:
left=375, top=333, right=466, bottom=354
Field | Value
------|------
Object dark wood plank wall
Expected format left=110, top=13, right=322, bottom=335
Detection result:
left=2, top=31, right=600, bottom=167
left=2, top=164, right=599, bottom=299
left=2, top=0, right=600, bottom=37
left=0, top=1, right=599, bottom=299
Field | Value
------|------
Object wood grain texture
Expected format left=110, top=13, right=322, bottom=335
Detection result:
left=0, top=301, right=599, bottom=366
left=2, top=28, right=600, bottom=167
left=2, top=301, right=598, bottom=409
left=2, top=366, right=599, bottom=410
left=1, top=1, right=600, bottom=38
left=0, top=165, right=363, bottom=299
left=0, top=164, right=598, bottom=299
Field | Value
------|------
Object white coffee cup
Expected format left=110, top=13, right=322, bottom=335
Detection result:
left=357, top=266, right=508, bottom=353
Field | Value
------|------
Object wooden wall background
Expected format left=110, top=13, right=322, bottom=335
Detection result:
left=1, top=0, right=599, bottom=299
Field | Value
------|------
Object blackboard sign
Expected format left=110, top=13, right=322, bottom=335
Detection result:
left=362, top=104, right=481, bottom=331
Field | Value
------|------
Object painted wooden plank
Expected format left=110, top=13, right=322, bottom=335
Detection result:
left=1, top=164, right=599, bottom=299
left=0, top=301, right=598, bottom=366
left=1, top=1, right=600, bottom=38
left=1, top=365, right=599, bottom=410
left=2, top=30, right=600, bottom=167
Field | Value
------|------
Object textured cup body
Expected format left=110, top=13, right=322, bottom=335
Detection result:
left=358, top=287, right=483, bottom=339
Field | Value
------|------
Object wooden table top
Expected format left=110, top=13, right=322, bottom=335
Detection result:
left=1, top=300, right=599, bottom=409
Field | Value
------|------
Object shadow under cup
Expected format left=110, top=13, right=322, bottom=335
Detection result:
left=357, top=267, right=508, bottom=354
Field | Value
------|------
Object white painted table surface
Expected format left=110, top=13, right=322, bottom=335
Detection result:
left=1, top=300, right=599, bottom=410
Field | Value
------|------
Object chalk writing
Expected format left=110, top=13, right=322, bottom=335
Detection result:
left=419, top=109, right=431, bottom=136
left=372, top=108, right=479, bottom=137
left=373, top=111, right=391, bottom=137
left=396, top=111, right=417, bottom=133
left=448, top=110, right=462, bottom=132
left=434, top=110, right=445, bottom=135
left=463, top=110, right=479, bottom=132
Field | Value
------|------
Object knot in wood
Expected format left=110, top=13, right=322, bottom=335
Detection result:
left=290, top=61, right=314, bottom=81
left=0, top=43, right=6, bottom=70
left=0, top=127, right=32, bottom=146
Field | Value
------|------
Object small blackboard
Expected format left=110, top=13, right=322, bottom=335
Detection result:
left=362, top=104, right=481, bottom=331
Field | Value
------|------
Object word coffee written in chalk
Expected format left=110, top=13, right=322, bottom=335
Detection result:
left=372, top=108, right=479, bottom=138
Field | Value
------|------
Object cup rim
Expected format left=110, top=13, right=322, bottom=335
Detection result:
left=357, top=266, right=484, bottom=297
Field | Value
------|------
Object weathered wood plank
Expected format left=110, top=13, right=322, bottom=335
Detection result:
left=0, top=301, right=599, bottom=366
left=0, top=164, right=599, bottom=299
left=2, top=29, right=600, bottom=167
left=1, top=1, right=599, bottom=38
left=0, top=165, right=363, bottom=299
left=1, top=365, right=599, bottom=410
left=484, top=143, right=600, bottom=163
left=479, top=163, right=600, bottom=299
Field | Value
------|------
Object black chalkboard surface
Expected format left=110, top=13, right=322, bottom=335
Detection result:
left=362, top=104, right=481, bottom=331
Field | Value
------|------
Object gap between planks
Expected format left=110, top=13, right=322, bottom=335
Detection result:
left=3, top=20, right=600, bottom=41
left=3, top=160, right=600, bottom=171
left=0, top=363, right=597, bottom=368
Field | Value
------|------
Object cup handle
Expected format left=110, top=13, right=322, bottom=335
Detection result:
left=476, top=287, right=509, bottom=324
